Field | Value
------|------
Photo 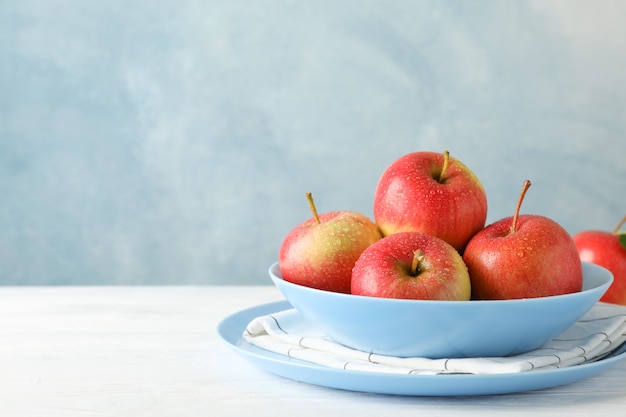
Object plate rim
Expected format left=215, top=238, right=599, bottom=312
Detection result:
left=216, top=300, right=626, bottom=396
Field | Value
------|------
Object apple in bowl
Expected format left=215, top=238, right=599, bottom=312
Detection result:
left=373, top=150, right=487, bottom=252
left=463, top=180, right=583, bottom=300
left=351, top=231, right=471, bottom=301
left=279, top=193, right=382, bottom=294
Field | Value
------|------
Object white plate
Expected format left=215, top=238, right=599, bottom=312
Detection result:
left=217, top=301, right=626, bottom=396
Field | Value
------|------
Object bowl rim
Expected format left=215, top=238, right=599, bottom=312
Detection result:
left=268, top=261, right=613, bottom=305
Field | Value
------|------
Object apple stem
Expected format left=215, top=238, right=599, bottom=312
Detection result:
left=510, top=180, right=531, bottom=234
left=411, top=249, right=425, bottom=276
left=613, top=215, right=626, bottom=234
left=305, top=192, right=321, bottom=224
left=438, top=150, right=450, bottom=183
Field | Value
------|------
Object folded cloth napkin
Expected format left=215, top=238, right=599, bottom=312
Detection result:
left=243, top=302, right=626, bottom=375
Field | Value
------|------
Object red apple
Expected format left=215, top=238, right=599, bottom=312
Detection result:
left=279, top=193, right=382, bottom=293
left=373, top=150, right=488, bottom=252
left=463, top=180, right=583, bottom=300
left=351, top=231, right=471, bottom=300
left=573, top=216, right=626, bottom=305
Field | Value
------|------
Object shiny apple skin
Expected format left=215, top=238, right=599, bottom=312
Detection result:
left=373, top=151, right=487, bottom=252
left=279, top=211, right=382, bottom=293
left=463, top=214, right=583, bottom=300
left=574, top=230, right=626, bottom=305
left=351, top=231, right=471, bottom=300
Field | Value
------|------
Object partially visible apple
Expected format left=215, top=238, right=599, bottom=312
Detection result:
left=351, top=231, right=471, bottom=300
left=573, top=216, right=626, bottom=305
left=373, top=150, right=488, bottom=252
left=279, top=193, right=382, bottom=293
left=463, top=180, right=583, bottom=300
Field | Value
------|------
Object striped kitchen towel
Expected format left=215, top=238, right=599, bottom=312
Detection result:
left=243, top=302, right=626, bottom=375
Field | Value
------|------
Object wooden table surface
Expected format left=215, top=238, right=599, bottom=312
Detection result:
left=1, top=285, right=625, bottom=416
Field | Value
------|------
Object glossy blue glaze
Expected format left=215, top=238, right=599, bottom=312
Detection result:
left=269, top=262, right=612, bottom=358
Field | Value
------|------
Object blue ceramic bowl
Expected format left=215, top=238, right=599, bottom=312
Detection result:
left=268, top=261, right=612, bottom=358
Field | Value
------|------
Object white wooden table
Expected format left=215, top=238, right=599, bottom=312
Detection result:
left=1, top=285, right=625, bottom=416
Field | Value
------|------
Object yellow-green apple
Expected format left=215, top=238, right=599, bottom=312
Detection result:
left=463, top=180, right=583, bottom=300
left=573, top=216, right=626, bottom=305
left=279, top=193, right=382, bottom=293
left=351, top=231, right=471, bottom=300
left=373, top=150, right=487, bottom=252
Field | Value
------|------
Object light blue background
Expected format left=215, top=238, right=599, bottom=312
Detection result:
left=1, top=1, right=624, bottom=285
